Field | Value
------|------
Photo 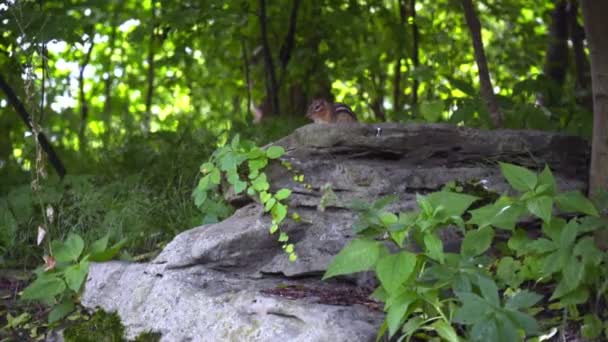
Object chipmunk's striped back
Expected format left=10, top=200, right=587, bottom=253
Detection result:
left=306, top=99, right=358, bottom=123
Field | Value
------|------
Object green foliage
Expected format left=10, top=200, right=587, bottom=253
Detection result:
left=21, top=233, right=125, bottom=323
left=193, top=135, right=296, bottom=261
left=63, top=309, right=161, bottom=342
left=325, top=163, right=607, bottom=341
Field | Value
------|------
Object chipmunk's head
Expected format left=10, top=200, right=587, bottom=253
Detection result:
left=305, top=99, right=332, bottom=123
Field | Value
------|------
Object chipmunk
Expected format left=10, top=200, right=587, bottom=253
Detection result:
left=305, top=99, right=358, bottom=123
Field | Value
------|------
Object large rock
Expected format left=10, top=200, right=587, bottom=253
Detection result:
left=81, top=123, right=589, bottom=341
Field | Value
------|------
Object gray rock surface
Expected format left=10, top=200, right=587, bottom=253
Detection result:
left=81, top=123, right=589, bottom=341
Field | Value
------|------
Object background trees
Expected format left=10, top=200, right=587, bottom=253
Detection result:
left=0, top=0, right=604, bottom=264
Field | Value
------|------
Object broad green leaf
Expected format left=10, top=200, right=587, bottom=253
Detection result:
left=476, top=275, right=500, bottom=307
left=461, top=226, right=494, bottom=257
left=48, top=300, right=75, bottom=323
left=470, top=319, right=499, bottom=342
left=554, top=286, right=588, bottom=305
left=423, top=233, right=444, bottom=263
left=54, top=233, right=84, bottom=263
left=248, top=158, right=268, bottom=175
left=496, top=257, right=523, bottom=288
left=432, top=320, right=461, bottom=342
left=573, top=237, right=603, bottom=266
left=542, top=218, right=566, bottom=242
left=275, top=188, right=291, bottom=200
left=420, top=99, right=444, bottom=122
left=504, top=310, right=539, bottom=334
left=495, top=314, right=519, bottom=342
left=536, top=165, right=556, bottom=195
left=376, top=251, right=417, bottom=293
left=251, top=174, right=269, bottom=192
left=454, top=292, right=493, bottom=325
left=379, top=212, right=398, bottom=226
left=385, top=290, right=416, bottom=337
left=21, top=275, right=66, bottom=301
left=199, top=162, right=214, bottom=174
left=507, top=229, right=532, bottom=256
left=89, top=238, right=127, bottom=262
left=265, top=146, right=285, bottom=159
left=323, top=239, right=383, bottom=279
left=559, top=219, right=579, bottom=248
left=233, top=179, right=247, bottom=194
left=271, top=203, right=287, bottom=222
left=555, top=191, right=599, bottom=216
left=209, top=167, right=221, bottom=184
left=499, top=162, right=537, bottom=192
left=425, top=191, right=479, bottom=218
left=505, top=290, right=542, bottom=310
left=64, top=259, right=90, bottom=292
left=264, top=197, right=276, bottom=212
left=562, top=256, right=584, bottom=290
left=526, top=196, right=553, bottom=223
left=581, top=314, right=603, bottom=339
left=528, top=238, right=557, bottom=254
left=89, top=233, right=110, bottom=255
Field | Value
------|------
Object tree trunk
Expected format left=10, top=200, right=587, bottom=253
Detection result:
left=102, top=2, right=124, bottom=146
left=568, top=0, right=592, bottom=112
left=0, top=73, right=66, bottom=178
left=539, top=0, right=569, bottom=108
left=410, top=0, right=419, bottom=108
left=78, top=37, right=94, bottom=150
left=143, top=0, right=157, bottom=134
left=461, top=0, right=503, bottom=128
left=581, top=0, right=608, bottom=198
left=259, top=0, right=279, bottom=115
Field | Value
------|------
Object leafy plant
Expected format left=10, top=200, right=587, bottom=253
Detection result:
left=20, top=233, right=126, bottom=323
left=193, top=135, right=297, bottom=261
left=324, top=163, right=607, bottom=341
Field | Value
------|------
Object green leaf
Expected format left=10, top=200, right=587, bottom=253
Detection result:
left=323, top=239, right=384, bottom=279
left=89, top=233, right=110, bottom=255
left=470, top=319, right=499, bottom=342
left=555, top=191, right=599, bottom=216
left=468, top=199, right=524, bottom=231
left=379, top=212, right=398, bottom=226
left=454, top=292, right=492, bottom=324
left=476, top=275, right=500, bottom=307
left=264, top=197, right=277, bottom=212
left=420, top=99, right=444, bottom=122
left=505, top=290, right=542, bottom=310
left=248, top=158, right=268, bottom=175
left=209, top=167, right=221, bottom=184
left=536, top=165, right=557, bottom=195
left=199, top=162, right=214, bottom=174
left=432, top=320, right=460, bottom=342
left=375, top=251, right=417, bottom=293
left=504, top=310, right=539, bottom=334
left=423, top=233, right=444, bottom=263
left=385, top=290, right=416, bottom=337
left=425, top=191, right=479, bottom=217
left=499, top=162, right=537, bottom=192
left=526, top=196, right=553, bottom=223
left=265, top=146, right=285, bottom=159
left=271, top=203, right=287, bottom=222
left=21, top=275, right=66, bottom=301
left=559, top=219, right=579, bottom=248
left=48, top=300, right=75, bottom=323
left=581, top=314, right=603, bottom=339
left=54, top=233, right=85, bottom=263
left=89, top=238, right=127, bottom=262
left=496, top=257, right=523, bottom=288
left=461, top=226, right=494, bottom=257
left=64, top=259, right=90, bottom=292
left=251, top=174, right=269, bottom=192
left=233, top=179, right=247, bottom=194
left=275, top=188, right=292, bottom=200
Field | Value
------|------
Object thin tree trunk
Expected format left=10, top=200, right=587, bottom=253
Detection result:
left=78, top=37, right=94, bottom=150
left=0, top=73, right=66, bottom=178
left=259, top=0, right=279, bottom=115
left=461, top=0, right=503, bottom=128
left=241, top=38, right=252, bottom=118
left=410, top=0, right=419, bottom=107
left=539, top=0, right=569, bottom=107
left=278, top=0, right=301, bottom=87
left=144, top=0, right=157, bottom=134
left=393, top=0, right=407, bottom=113
left=581, top=0, right=608, bottom=198
left=568, top=0, right=592, bottom=112
left=102, top=3, right=124, bottom=146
